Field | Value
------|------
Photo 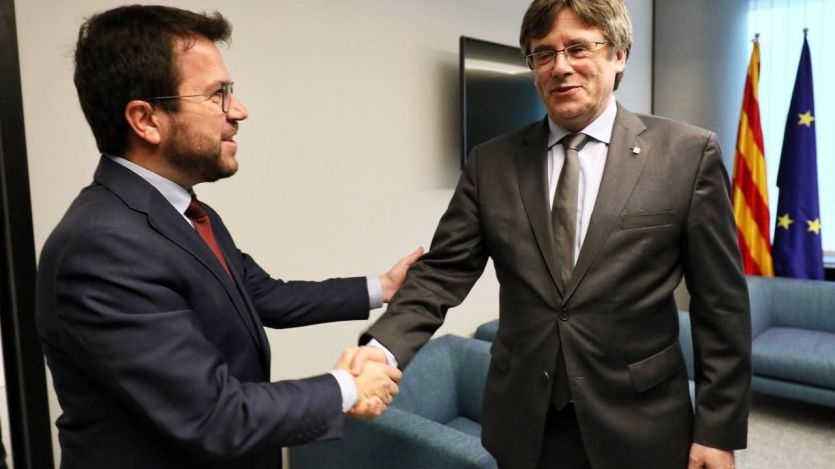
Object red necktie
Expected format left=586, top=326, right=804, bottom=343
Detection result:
left=185, top=197, right=231, bottom=277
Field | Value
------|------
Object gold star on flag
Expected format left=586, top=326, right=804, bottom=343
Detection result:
left=798, top=111, right=815, bottom=127
left=777, top=214, right=794, bottom=229
left=807, top=218, right=821, bottom=235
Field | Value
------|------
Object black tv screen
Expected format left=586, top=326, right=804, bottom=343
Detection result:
left=460, top=36, right=546, bottom=167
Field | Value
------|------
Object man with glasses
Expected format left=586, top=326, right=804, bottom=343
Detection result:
left=354, top=0, right=750, bottom=468
left=35, top=5, right=419, bottom=468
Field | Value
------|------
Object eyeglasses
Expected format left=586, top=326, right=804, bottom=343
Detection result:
left=144, top=82, right=235, bottom=113
left=525, top=42, right=611, bottom=71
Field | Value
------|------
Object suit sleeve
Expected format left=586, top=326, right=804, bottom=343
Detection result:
left=362, top=147, right=490, bottom=367
left=238, top=252, right=370, bottom=329
left=203, top=205, right=371, bottom=329
left=682, top=132, right=752, bottom=450
left=52, top=228, right=346, bottom=458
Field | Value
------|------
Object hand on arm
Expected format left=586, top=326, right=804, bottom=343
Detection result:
left=688, top=443, right=735, bottom=469
left=378, top=247, right=424, bottom=302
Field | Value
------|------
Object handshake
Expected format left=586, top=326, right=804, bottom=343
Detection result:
left=329, top=246, right=424, bottom=419
left=336, top=345, right=402, bottom=419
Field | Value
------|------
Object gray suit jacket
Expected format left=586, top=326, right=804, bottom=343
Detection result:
left=364, top=105, right=751, bottom=469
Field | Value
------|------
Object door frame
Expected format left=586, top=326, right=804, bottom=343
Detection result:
left=0, top=0, right=56, bottom=467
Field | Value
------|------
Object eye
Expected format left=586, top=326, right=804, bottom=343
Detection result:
left=534, top=51, right=555, bottom=65
left=566, top=43, right=592, bottom=58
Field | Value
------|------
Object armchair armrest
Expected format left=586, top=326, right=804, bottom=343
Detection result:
left=747, top=275, right=773, bottom=338
left=289, top=407, right=496, bottom=469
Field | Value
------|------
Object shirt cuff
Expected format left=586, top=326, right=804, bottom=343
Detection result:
left=329, top=369, right=357, bottom=412
left=366, top=276, right=383, bottom=309
left=367, top=339, right=399, bottom=368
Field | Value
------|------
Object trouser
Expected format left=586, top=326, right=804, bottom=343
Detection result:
left=534, top=403, right=591, bottom=469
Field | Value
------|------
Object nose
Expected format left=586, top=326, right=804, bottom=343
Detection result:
left=550, top=51, right=573, bottom=77
left=227, top=93, right=248, bottom=121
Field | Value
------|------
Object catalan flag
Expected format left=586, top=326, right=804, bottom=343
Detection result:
left=732, top=37, right=773, bottom=276
left=773, top=33, right=823, bottom=279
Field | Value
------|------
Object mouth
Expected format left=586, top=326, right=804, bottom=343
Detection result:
left=221, top=134, right=238, bottom=154
left=222, top=131, right=237, bottom=144
left=551, top=85, right=581, bottom=96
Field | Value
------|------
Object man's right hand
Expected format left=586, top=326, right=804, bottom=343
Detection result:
left=350, top=361, right=401, bottom=418
left=336, top=347, right=401, bottom=418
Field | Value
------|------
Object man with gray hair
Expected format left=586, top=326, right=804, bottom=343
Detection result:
left=353, top=0, right=751, bottom=468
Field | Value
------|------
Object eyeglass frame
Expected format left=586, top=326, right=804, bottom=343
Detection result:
left=525, top=41, right=611, bottom=71
left=143, top=82, right=235, bottom=113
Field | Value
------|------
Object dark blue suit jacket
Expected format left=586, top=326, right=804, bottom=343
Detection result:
left=36, top=157, right=370, bottom=468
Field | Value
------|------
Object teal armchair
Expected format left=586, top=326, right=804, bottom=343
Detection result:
left=289, top=334, right=497, bottom=469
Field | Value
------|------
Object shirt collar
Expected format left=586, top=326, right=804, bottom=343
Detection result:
left=547, top=96, right=617, bottom=149
left=106, top=154, right=193, bottom=215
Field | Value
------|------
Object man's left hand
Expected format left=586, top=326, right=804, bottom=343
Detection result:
left=688, top=443, right=735, bottom=469
left=378, top=247, right=424, bottom=302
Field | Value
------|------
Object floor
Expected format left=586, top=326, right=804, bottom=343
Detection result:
left=736, top=393, right=835, bottom=468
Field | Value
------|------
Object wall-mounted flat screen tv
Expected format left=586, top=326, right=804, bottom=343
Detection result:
left=460, top=36, right=546, bottom=167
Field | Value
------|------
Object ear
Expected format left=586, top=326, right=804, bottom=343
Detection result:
left=124, top=100, right=166, bottom=145
left=614, top=47, right=628, bottom=72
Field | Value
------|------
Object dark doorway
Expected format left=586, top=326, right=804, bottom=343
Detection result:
left=0, top=0, right=57, bottom=467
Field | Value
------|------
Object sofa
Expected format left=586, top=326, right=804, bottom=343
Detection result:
left=746, top=275, right=835, bottom=407
left=289, top=334, right=497, bottom=469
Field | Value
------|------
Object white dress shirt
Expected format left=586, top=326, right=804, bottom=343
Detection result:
left=546, top=96, right=617, bottom=264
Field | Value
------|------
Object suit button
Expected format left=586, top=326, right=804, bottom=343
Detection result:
left=559, top=310, right=570, bottom=321
left=543, top=371, right=551, bottom=383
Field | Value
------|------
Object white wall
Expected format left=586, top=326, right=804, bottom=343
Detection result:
left=16, top=0, right=651, bottom=466
left=653, top=0, right=750, bottom=170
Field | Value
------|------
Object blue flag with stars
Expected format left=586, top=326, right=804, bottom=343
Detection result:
left=773, top=34, right=823, bottom=279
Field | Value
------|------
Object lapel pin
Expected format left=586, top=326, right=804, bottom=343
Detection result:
left=631, top=147, right=641, bottom=155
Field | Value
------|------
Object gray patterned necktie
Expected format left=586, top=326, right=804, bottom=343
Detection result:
left=552, top=132, right=590, bottom=289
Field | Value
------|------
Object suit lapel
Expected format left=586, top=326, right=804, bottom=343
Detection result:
left=221, top=239, right=272, bottom=373
left=145, top=207, right=268, bottom=353
left=94, top=157, right=268, bottom=359
left=515, top=119, right=567, bottom=296
left=562, top=105, right=649, bottom=304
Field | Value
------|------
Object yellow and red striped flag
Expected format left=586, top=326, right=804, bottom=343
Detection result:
left=733, top=37, right=773, bottom=276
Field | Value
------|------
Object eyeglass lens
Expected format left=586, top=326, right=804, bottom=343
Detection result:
left=222, top=83, right=234, bottom=113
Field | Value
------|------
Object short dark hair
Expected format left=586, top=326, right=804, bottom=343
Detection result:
left=73, top=5, right=231, bottom=155
left=520, top=0, right=632, bottom=89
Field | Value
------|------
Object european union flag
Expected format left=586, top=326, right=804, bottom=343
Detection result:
left=773, top=33, right=824, bottom=279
